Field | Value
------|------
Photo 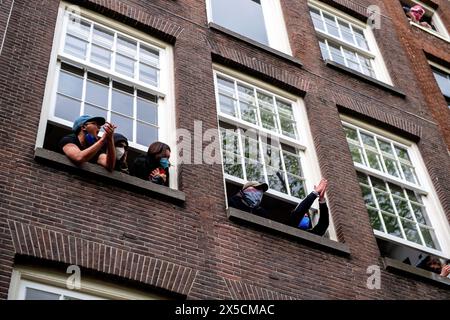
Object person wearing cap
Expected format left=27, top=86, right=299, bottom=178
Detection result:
left=228, top=181, right=269, bottom=217
left=113, top=133, right=130, bottom=174
left=289, top=178, right=329, bottom=236
left=59, top=115, right=116, bottom=171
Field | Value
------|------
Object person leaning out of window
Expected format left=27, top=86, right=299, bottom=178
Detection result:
left=403, top=4, right=432, bottom=29
left=60, top=115, right=116, bottom=171
left=228, top=181, right=269, bottom=218
left=289, top=178, right=329, bottom=236
left=130, top=141, right=171, bottom=187
left=113, top=133, right=130, bottom=174
left=417, top=255, right=450, bottom=278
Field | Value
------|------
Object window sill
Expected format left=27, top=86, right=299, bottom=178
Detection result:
left=383, top=257, right=450, bottom=287
left=324, top=59, right=406, bottom=98
left=208, top=22, right=303, bottom=68
left=410, top=22, right=450, bottom=44
left=227, top=207, right=350, bottom=256
left=34, top=148, right=186, bottom=204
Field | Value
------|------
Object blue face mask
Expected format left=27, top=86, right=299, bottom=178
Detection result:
left=160, top=157, right=170, bottom=169
left=298, top=213, right=311, bottom=230
left=241, top=189, right=264, bottom=208
left=84, top=132, right=97, bottom=146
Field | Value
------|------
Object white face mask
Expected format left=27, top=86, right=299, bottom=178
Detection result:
left=115, top=147, right=125, bottom=160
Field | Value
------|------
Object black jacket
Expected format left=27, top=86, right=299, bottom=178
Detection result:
left=289, top=192, right=329, bottom=236
left=130, top=154, right=170, bottom=187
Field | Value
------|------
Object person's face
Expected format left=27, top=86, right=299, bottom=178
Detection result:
left=83, top=121, right=101, bottom=136
left=164, top=149, right=171, bottom=159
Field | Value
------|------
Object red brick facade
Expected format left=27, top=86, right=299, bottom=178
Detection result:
left=0, top=0, right=449, bottom=300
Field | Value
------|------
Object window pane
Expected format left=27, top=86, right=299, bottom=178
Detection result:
left=90, top=45, right=111, bottom=68
left=411, top=202, right=427, bottom=225
left=219, top=94, right=236, bottom=117
left=368, top=207, right=383, bottom=231
left=360, top=132, right=376, bottom=148
left=221, top=129, right=240, bottom=155
left=360, top=185, right=376, bottom=207
left=432, top=68, right=450, bottom=97
left=245, top=159, right=264, bottom=182
left=318, top=39, right=330, bottom=60
left=243, top=136, right=260, bottom=161
left=309, top=7, right=325, bottom=31
left=223, top=152, right=243, bottom=178
left=277, top=100, right=297, bottom=139
left=258, top=92, right=277, bottom=131
left=111, top=113, right=133, bottom=143
left=338, top=20, right=354, bottom=44
left=64, top=34, right=88, bottom=59
left=402, top=219, right=421, bottom=245
left=266, top=166, right=287, bottom=194
left=54, top=94, right=81, bottom=122
left=323, top=13, right=339, bottom=38
left=67, top=18, right=90, bottom=40
left=374, top=190, right=394, bottom=213
left=211, top=0, right=269, bottom=45
left=370, top=177, right=386, bottom=191
left=328, top=42, right=345, bottom=65
left=92, top=25, right=113, bottom=48
left=378, top=139, right=393, bottom=154
left=117, top=36, right=137, bottom=57
left=86, top=80, right=109, bottom=108
left=137, top=122, right=157, bottom=147
left=57, top=71, right=83, bottom=99
left=137, top=97, right=157, bottom=125
left=384, top=157, right=400, bottom=177
left=401, top=164, right=417, bottom=184
left=420, top=227, right=439, bottom=250
left=139, top=63, right=158, bottom=86
left=344, top=126, right=358, bottom=141
left=283, top=152, right=303, bottom=177
left=140, top=45, right=159, bottom=66
left=349, top=143, right=364, bottom=165
left=84, top=103, right=107, bottom=121
left=217, top=76, right=235, bottom=97
left=116, top=54, right=135, bottom=78
left=263, top=144, right=282, bottom=170
left=394, top=146, right=410, bottom=161
left=354, top=28, right=368, bottom=50
left=287, top=174, right=306, bottom=199
left=112, top=88, right=133, bottom=117
left=25, top=288, right=60, bottom=300
left=382, top=213, right=402, bottom=237
left=357, top=172, right=368, bottom=185
left=393, top=196, right=413, bottom=219
left=366, top=150, right=381, bottom=171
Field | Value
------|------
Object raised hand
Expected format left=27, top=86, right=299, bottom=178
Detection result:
left=314, top=178, right=328, bottom=201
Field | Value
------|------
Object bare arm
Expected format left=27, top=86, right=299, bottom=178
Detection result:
left=62, top=138, right=106, bottom=165
left=97, top=122, right=116, bottom=171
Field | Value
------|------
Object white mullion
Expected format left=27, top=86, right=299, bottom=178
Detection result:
left=234, top=80, right=241, bottom=120
left=392, top=142, right=407, bottom=182
left=278, top=144, right=291, bottom=196
left=335, top=16, right=344, bottom=42
left=254, top=87, right=263, bottom=128
left=133, top=88, right=138, bottom=144
left=374, top=136, right=388, bottom=175
left=80, top=70, right=88, bottom=116
left=319, top=8, right=329, bottom=36
left=384, top=182, right=407, bottom=240
left=367, top=175, right=388, bottom=234
left=86, top=23, right=94, bottom=65
left=111, top=32, right=117, bottom=75
left=356, top=128, right=371, bottom=169
left=353, top=51, right=364, bottom=74
left=60, top=13, right=69, bottom=57
left=324, top=39, right=332, bottom=61
left=237, top=129, right=247, bottom=181
left=107, top=79, right=113, bottom=124
left=135, top=41, right=140, bottom=83
left=339, top=45, right=349, bottom=68
left=258, top=135, right=270, bottom=187
left=348, top=23, right=358, bottom=47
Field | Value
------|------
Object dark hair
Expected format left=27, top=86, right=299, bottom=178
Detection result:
left=418, top=256, right=442, bottom=274
left=147, top=141, right=171, bottom=161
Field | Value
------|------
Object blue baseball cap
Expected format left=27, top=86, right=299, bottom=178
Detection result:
left=72, top=115, right=106, bottom=133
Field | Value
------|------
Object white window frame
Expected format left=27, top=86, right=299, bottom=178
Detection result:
left=341, top=114, right=450, bottom=259
left=402, top=0, right=450, bottom=42
left=428, top=60, right=450, bottom=107
left=214, top=63, right=337, bottom=241
left=205, top=0, right=292, bottom=55
left=8, top=266, right=167, bottom=300
left=308, top=0, right=393, bottom=85
left=35, top=2, right=178, bottom=189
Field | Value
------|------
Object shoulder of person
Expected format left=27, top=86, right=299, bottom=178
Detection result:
left=59, top=133, right=79, bottom=148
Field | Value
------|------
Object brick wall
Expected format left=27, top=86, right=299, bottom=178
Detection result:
left=0, top=0, right=449, bottom=300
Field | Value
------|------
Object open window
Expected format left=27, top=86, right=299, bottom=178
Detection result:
left=35, top=2, right=177, bottom=189
left=400, top=0, right=450, bottom=41
left=308, top=0, right=393, bottom=84
left=206, top=0, right=292, bottom=55
left=341, top=115, right=450, bottom=270
left=214, top=64, right=337, bottom=240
